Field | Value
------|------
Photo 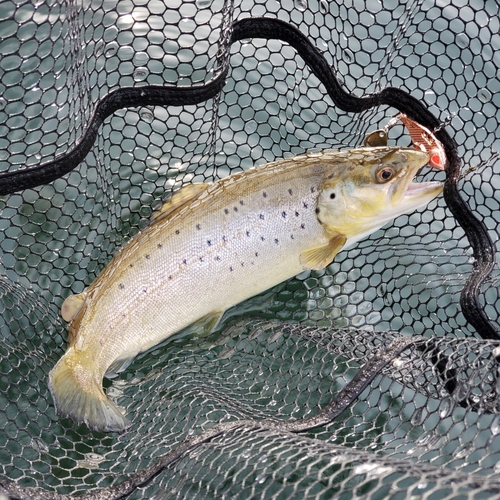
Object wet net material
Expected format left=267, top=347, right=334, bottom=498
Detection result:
left=0, top=0, right=500, bottom=498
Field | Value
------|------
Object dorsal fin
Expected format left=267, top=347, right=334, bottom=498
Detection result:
left=152, top=183, right=210, bottom=223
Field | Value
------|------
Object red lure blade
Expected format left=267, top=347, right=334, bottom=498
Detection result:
left=398, top=114, right=448, bottom=170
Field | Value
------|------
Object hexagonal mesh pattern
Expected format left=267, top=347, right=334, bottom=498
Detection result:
left=0, top=0, right=499, bottom=498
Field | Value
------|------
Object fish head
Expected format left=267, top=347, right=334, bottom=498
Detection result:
left=316, top=146, right=443, bottom=240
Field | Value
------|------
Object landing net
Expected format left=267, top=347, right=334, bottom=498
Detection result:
left=0, top=0, right=499, bottom=498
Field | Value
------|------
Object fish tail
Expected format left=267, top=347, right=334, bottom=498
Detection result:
left=49, top=349, right=129, bottom=432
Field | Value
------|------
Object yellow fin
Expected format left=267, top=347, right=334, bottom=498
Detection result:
left=49, top=348, right=129, bottom=432
left=61, top=292, right=87, bottom=322
left=152, top=183, right=210, bottom=223
left=300, top=234, right=347, bottom=271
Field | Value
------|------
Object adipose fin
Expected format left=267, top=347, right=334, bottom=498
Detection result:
left=61, top=292, right=87, bottom=322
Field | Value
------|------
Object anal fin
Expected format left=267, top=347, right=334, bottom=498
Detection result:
left=300, top=234, right=347, bottom=271
left=189, top=310, right=225, bottom=337
left=105, top=353, right=136, bottom=378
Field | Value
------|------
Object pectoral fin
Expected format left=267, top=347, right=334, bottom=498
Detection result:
left=61, top=292, right=87, bottom=322
left=152, top=183, right=210, bottom=223
left=300, top=234, right=347, bottom=271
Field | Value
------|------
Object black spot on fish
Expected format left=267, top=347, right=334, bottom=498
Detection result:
left=315, top=208, right=320, bottom=215
left=118, top=283, right=125, bottom=289
left=207, top=240, right=212, bottom=246
left=233, top=207, right=238, bottom=212
left=145, top=254, right=150, bottom=259
left=129, top=264, right=133, bottom=268
left=295, top=211, right=299, bottom=217
left=196, top=224, right=201, bottom=230
left=255, top=252, right=259, bottom=257
left=328, top=173, right=335, bottom=179
left=224, top=208, right=229, bottom=215
left=175, top=230, right=180, bottom=235
left=143, top=288, right=147, bottom=294
left=261, top=236, right=265, bottom=241
left=229, top=266, right=233, bottom=272
left=216, top=256, right=221, bottom=261
left=311, top=187, right=316, bottom=193
left=239, top=200, right=244, bottom=205
left=183, top=259, right=187, bottom=265
left=157, top=244, right=163, bottom=249
left=288, top=188, right=293, bottom=195
left=199, top=257, right=204, bottom=262
left=241, top=262, right=244, bottom=267
left=168, top=275, right=173, bottom=280
left=222, top=235, right=227, bottom=242
left=260, top=214, right=264, bottom=220
left=303, top=202, right=308, bottom=209
left=291, top=234, right=294, bottom=239
left=330, top=192, right=336, bottom=199
left=301, top=223, right=305, bottom=229
left=246, top=231, right=250, bottom=237
left=274, top=238, right=279, bottom=244
left=263, top=192, right=267, bottom=198
left=282, top=211, right=287, bottom=218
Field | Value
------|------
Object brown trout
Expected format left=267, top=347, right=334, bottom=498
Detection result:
left=49, top=147, right=443, bottom=432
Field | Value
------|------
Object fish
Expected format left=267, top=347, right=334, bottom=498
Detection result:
left=49, top=146, right=443, bottom=432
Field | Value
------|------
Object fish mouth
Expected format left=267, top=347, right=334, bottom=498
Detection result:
left=401, top=156, right=444, bottom=208
left=405, top=179, right=444, bottom=197
left=391, top=150, right=444, bottom=209
left=404, top=179, right=444, bottom=208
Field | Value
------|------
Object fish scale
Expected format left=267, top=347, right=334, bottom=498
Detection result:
left=49, top=147, right=443, bottom=432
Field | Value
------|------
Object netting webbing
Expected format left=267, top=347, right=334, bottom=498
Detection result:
left=0, top=0, right=499, bottom=498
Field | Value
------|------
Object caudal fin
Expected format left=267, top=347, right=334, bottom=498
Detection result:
left=49, top=349, right=129, bottom=432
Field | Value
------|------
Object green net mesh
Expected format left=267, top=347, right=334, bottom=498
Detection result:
left=0, top=0, right=500, bottom=498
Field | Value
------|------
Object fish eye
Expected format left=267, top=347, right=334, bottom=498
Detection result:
left=376, top=167, right=394, bottom=183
